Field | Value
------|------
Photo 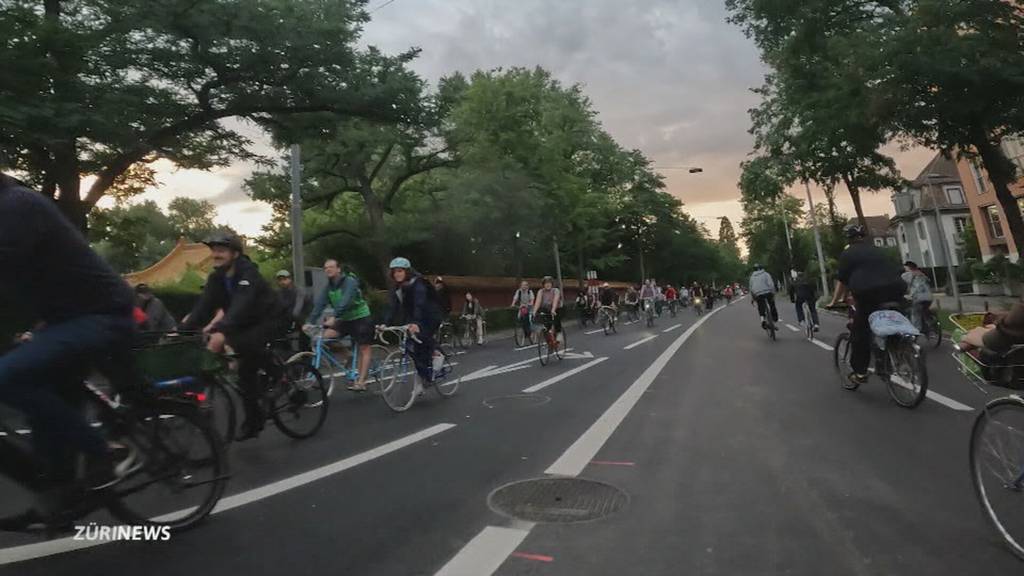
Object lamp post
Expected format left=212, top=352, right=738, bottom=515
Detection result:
left=925, top=173, right=962, bottom=311
left=804, top=181, right=830, bottom=300
left=289, top=144, right=305, bottom=296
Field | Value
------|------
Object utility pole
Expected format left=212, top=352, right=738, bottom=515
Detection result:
left=805, top=181, right=830, bottom=299
left=927, top=175, right=962, bottom=311
left=289, top=144, right=305, bottom=296
left=553, top=237, right=564, bottom=294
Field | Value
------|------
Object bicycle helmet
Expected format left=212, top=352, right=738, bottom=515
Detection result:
left=844, top=223, right=866, bottom=239
left=753, top=263, right=763, bottom=271
left=203, top=232, right=243, bottom=252
left=275, top=269, right=291, bottom=278
left=542, top=275, right=554, bottom=284
left=389, top=257, right=412, bottom=269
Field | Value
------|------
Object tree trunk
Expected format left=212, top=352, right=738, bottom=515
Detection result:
left=975, top=136, right=1024, bottom=258
left=364, top=193, right=390, bottom=283
left=512, top=233, right=522, bottom=285
left=577, top=242, right=586, bottom=293
left=843, top=176, right=869, bottom=238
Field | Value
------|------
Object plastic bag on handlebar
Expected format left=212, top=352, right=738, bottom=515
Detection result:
left=868, top=310, right=921, bottom=338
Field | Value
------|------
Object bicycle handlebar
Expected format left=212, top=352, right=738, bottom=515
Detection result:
left=376, top=325, right=423, bottom=344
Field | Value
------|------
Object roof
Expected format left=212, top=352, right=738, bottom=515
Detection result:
left=848, top=215, right=895, bottom=237
left=911, top=152, right=962, bottom=188
left=124, top=239, right=213, bottom=286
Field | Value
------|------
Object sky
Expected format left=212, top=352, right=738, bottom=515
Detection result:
left=124, top=0, right=937, bottom=242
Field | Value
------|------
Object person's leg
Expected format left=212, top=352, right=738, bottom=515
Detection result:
left=767, top=294, right=779, bottom=322
left=809, top=300, right=820, bottom=327
left=756, top=295, right=767, bottom=318
left=475, top=316, right=484, bottom=344
left=849, top=290, right=882, bottom=376
left=794, top=298, right=806, bottom=324
left=235, top=355, right=264, bottom=436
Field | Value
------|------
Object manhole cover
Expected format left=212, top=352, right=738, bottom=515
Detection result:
left=483, top=394, right=551, bottom=408
left=488, top=477, right=628, bottom=523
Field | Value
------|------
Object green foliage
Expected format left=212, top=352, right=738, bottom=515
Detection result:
left=167, top=197, right=218, bottom=242
left=961, top=220, right=982, bottom=261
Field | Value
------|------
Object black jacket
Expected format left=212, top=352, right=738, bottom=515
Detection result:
left=182, top=256, right=286, bottom=333
left=789, top=275, right=818, bottom=303
left=385, top=275, right=442, bottom=331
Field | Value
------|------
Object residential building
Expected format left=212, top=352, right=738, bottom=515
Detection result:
left=956, top=136, right=1024, bottom=261
left=850, top=215, right=899, bottom=249
left=891, top=153, right=971, bottom=275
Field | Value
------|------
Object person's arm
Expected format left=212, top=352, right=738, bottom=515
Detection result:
left=552, top=289, right=561, bottom=311
left=980, top=302, right=1024, bottom=353
left=306, top=286, right=328, bottom=326
left=213, top=270, right=262, bottom=332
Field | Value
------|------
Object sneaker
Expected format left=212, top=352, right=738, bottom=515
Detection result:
left=848, top=373, right=868, bottom=386
left=813, top=324, right=820, bottom=332
left=85, top=445, right=138, bottom=491
left=413, top=380, right=425, bottom=397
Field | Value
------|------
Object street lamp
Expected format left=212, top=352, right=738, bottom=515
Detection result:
left=925, top=172, right=962, bottom=311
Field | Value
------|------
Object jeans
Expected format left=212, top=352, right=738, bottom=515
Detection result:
left=794, top=297, right=820, bottom=326
left=850, top=284, right=907, bottom=375
left=0, top=314, right=133, bottom=485
left=755, top=293, right=778, bottom=322
left=910, top=301, right=933, bottom=332
left=517, top=310, right=533, bottom=341
left=408, top=326, right=438, bottom=383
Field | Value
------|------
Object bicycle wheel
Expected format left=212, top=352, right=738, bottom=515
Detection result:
left=204, top=377, right=237, bottom=445
left=366, top=344, right=391, bottom=394
left=970, top=396, right=1024, bottom=561
left=271, top=360, right=329, bottom=438
left=288, top=350, right=335, bottom=398
left=885, top=340, right=928, bottom=409
left=768, top=322, right=777, bottom=341
left=833, top=333, right=860, bottom=391
left=602, top=314, right=611, bottom=336
left=925, top=317, right=943, bottom=349
left=805, top=321, right=814, bottom=342
left=554, top=331, right=565, bottom=361
left=537, top=329, right=549, bottom=366
left=379, top=350, right=417, bottom=412
left=514, top=322, right=526, bottom=347
left=107, top=400, right=227, bottom=531
left=433, top=344, right=459, bottom=398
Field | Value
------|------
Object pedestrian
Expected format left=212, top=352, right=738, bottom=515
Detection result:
left=276, top=269, right=313, bottom=349
left=135, top=283, right=177, bottom=332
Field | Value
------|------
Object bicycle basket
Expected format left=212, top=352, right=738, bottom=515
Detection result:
left=133, top=335, right=223, bottom=383
left=950, top=313, right=1024, bottom=391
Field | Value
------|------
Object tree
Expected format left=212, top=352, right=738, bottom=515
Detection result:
left=718, top=217, right=740, bottom=256
left=0, top=0, right=421, bottom=229
left=167, top=197, right=218, bottom=241
left=89, top=200, right=178, bottom=272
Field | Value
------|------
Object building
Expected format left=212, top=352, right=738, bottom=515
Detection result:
left=955, top=136, right=1024, bottom=261
left=850, top=215, right=899, bottom=249
left=890, top=153, right=971, bottom=274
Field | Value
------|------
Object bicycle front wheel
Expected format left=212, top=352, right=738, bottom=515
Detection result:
left=885, top=340, right=928, bottom=409
left=833, top=333, right=859, bottom=391
left=970, top=396, right=1024, bottom=561
left=434, top=344, right=459, bottom=398
left=514, top=320, right=526, bottom=347
left=271, top=360, right=329, bottom=438
left=108, top=400, right=227, bottom=531
left=537, top=330, right=550, bottom=366
left=380, top=350, right=417, bottom=412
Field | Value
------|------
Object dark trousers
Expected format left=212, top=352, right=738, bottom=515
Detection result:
left=0, top=315, right=133, bottom=484
left=409, top=325, right=438, bottom=382
left=850, top=284, right=907, bottom=375
left=226, top=318, right=287, bottom=425
left=794, top=297, right=820, bottom=326
left=755, top=293, right=778, bottom=322
left=518, top=311, right=533, bottom=341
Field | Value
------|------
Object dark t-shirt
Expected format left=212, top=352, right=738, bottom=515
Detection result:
left=836, top=242, right=905, bottom=294
left=0, top=175, right=133, bottom=327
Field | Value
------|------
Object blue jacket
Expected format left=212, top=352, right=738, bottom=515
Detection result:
left=385, top=275, right=441, bottom=331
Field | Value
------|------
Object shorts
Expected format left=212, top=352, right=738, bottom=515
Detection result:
left=333, top=316, right=375, bottom=345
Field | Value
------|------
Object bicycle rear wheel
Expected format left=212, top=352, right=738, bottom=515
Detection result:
left=602, top=314, right=611, bottom=336
left=885, top=340, right=928, bottom=409
left=514, top=319, right=526, bottom=347
left=271, top=360, right=329, bottom=438
left=970, top=396, right=1024, bottom=561
left=107, top=400, right=227, bottom=531
left=433, top=344, right=459, bottom=398
left=833, top=333, right=860, bottom=391
left=204, top=377, right=237, bottom=445
left=380, top=350, right=417, bottom=412
left=768, top=323, right=777, bottom=341
left=554, top=331, right=565, bottom=361
left=924, top=316, right=943, bottom=349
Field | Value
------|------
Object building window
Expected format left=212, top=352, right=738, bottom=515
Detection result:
left=944, top=185, right=965, bottom=205
left=917, top=221, right=927, bottom=240
left=1003, top=136, right=1024, bottom=174
left=986, top=205, right=1005, bottom=239
left=953, top=216, right=968, bottom=235
left=886, top=237, right=897, bottom=247
left=971, top=160, right=988, bottom=193
left=874, top=238, right=884, bottom=247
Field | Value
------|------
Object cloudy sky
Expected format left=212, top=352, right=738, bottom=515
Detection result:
left=128, top=0, right=935, bottom=241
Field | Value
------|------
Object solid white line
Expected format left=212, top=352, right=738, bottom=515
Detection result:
left=0, top=423, right=457, bottom=566
left=433, top=525, right=533, bottom=576
left=623, top=335, right=658, bottom=350
left=785, top=324, right=800, bottom=332
left=584, top=328, right=604, bottom=335
left=811, top=339, right=834, bottom=351
left=889, top=377, right=974, bottom=411
left=514, top=344, right=538, bottom=351
left=521, top=357, right=609, bottom=393
left=663, top=324, right=682, bottom=333
left=546, top=302, right=728, bottom=477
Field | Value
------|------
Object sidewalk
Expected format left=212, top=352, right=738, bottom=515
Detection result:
left=933, top=293, right=1020, bottom=313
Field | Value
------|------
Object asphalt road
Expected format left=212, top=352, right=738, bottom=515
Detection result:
left=1, top=295, right=1021, bottom=575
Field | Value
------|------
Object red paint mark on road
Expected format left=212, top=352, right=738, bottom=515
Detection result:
left=511, top=552, right=554, bottom=563
left=590, top=460, right=636, bottom=466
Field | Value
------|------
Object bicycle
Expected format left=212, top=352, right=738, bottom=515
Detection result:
left=513, top=306, right=534, bottom=348
left=668, top=299, right=678, bottom=318
left=950, top=313, right=1024, bottom=560
left=832, top=301, right=928, bottom=408
left=534, top=310, right=565, bottom=366
left=919, top=304, right=943, bottom=349
left=624, top=301, right=640, bottom=323
left=438, top=317, right=465, bottom=350
left=288, top=326, right=390, bottom=397
left=376, top=326, right=458, bottom=412
left=798, top=301, right=816, bottom=341
left=0, top=348, right=228, bottom=533
left=643, top=298, right=656, bottom=328
left=599, top=305, right=618, bottom=335
left=577, top=303, right=596, bottom=328
left=461, top=314, right=487, bottom=346
left=692, top=296, right=704, bottom=316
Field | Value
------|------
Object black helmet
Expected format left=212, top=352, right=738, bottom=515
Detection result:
left=203, top=232, right=243, bottom=252
left=753, top=263, right=763, bottom=271
left=844, top=223, right=866, bottom=240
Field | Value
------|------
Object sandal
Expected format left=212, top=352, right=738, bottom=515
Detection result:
left=347, top=384, right=368, bottom=392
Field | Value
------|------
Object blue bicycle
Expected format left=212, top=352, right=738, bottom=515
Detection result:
left=376, top=326, right=458, bottom=412
left=289, top=326, right=390, bottom=397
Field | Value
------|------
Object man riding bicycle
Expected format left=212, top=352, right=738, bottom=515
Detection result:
left=749, top=264, right=778, bottom=328
left=181, top=232, right=289, bottom=440
left=639, top=279, right=657, bottom=316
left=461, top=291, right=486, bottom=345
left=598, top=282, right=618, bottom=312
left=0, top=173, right=138, bottom=528
left=382, top=258, right=444, bottom=395
left=532, top=276, right=563, bottom=342
left=827, top=224, right=907, bottom=387
left=902, top=261, right=934, bottom=332
left=303, top=258, right=375, bottom=391
left=788, top=270, right=820, bottom=332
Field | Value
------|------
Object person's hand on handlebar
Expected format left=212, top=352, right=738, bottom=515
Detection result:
left=407, top=323, right=421, bottom=335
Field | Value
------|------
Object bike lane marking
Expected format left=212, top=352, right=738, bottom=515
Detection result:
left=785, top=323, right=801, bottom=332
left=662, top=324, right=682, bottom=333
left=811, top=339, right=834, bottom=351
left=623, top=335, right=658, bottom=350
left=584, top=328, right=604, bottom=335
left=521, top=358, right=609, bottom=393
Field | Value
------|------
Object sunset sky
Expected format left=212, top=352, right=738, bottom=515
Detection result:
left=124, top=0, right=937, bottom=244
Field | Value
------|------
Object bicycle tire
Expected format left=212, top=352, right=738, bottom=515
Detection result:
left=602, top=314, right=611, bottom=336
left=537, top=329, right=549, bottom=366
left=366, top=344, right=391, bottom=393
left=885, top=341, right=928, bottom=409
left=834, top=333, right=860, bottom=391
left=107, top=400, right=228, bottom=531
left=925, top=317, right=943, bottom=350
left=433, top=344, right=459, bottom=398
left=380, top=350, right=417, bottom=412
left=970, top=396, right=1024, bottom=561
left=271, top=360, right=329, bottom=438
left=554, top=331, right=565, bottom=361
left=768, top=323, right=777, bottom=341
left=514, top=324, right=526, bottom=347
left=205, top=377, right=237, bottom=445
left=288, top=350, right=335, bottom=398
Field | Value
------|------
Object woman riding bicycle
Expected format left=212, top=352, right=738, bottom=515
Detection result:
left=461, top=291, right=486, bottom=346
left=381, top=258, right=444, bottom=395
left=532, top=276, right=563, bottom=343
left=511, top=281, right=534, bottom=344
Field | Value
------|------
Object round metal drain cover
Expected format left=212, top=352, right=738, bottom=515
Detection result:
left=488, top=477, right=628, bottom=523
left=483, top=394, right=551, bottom=408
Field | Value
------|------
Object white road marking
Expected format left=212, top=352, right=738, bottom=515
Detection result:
left=433, top=525, right=534, bottom=576
left=514, top=344, right=538, bottom=351
left=0, top=423, right=457, bottom=566
left=785, top=324, right=800, bottom=332
left=522, top=358, right=609, bottom=393
left=663, top=324, right=682, bottom=333
left=811, top=339, right=834, bottom=351
left=889, top=376, right=974, bottom=411
left=461, top=349, right=576, bottom=383
left=584, top=328, right=604, bottom=335
left=623, top=335, right=658, bottom=350
left=547, top=302, right=728, bottom=477
left=561, top=351, right=595, bottom=360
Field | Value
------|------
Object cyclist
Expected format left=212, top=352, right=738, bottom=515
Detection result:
left=0, top=174, right=139, bottom=520
left=902, top=261, right=934, bottom=332
left=639, top=279, right=657, bottom=317
left=574, top=290, right=590, bottom=324
left=434, top=276, right=453, bottom=319
left=827, top=224, right=907, bottom=386
left=624, top=285, right=640, bottom=318
left=135, top=283, right=177, bottom=332
left=532, top=276, right=563, bottom=343
left=653, top=280, right=666, bottom=316
left=181, top=232, right=289, bottom=440
left=304, top=258, right=375, bottom=392
left=511, top=281, right=534, bottom=344
left=704, top=284, right=717, bottom=311
left=461, top=291, right=486, bottom=345
left=723, top=284, right=734, bottom=303
left=664, top=284, right=678, bottom=313
left=382, top=257, right=444, bottom=394
left=598, top=282, right=618, bottom=311
left=788, top=270, right=820, bottom=331
left=276, top=270, right=312, bottom=350
left=679, top=285, right=690, bottom=307
left=749, top=264, right=778, bottom=329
